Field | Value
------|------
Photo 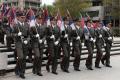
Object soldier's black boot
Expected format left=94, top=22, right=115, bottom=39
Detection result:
left=106, top=65, right=112, bottom=68
left=46, top=64, right=50, bottom=72
left=52, top=71, right=58, bottom=75
left=101, top=59, right=105, bottom=65
left=19, top=74, right=25, bottom=79
left=37, top=72, right=43, bottom=76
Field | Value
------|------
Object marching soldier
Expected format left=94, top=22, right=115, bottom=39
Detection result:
left=94, top=20, right=104, bottom=68
left=60, top=17, right=72, bottom=73
left=0, top=19, right=4, bottom=44
left=46, top=17, right=60, bottom=75
left=101, top=22, right=113, bottom=68
left=30, top=14, right=45, bottom=76
left=83, top=20, right=96, bottom=70
left=1, top=17, right=14, bottom=50
left=13, top=12, right=30, bottom=79
left=71, top=18, right=83, bottom=71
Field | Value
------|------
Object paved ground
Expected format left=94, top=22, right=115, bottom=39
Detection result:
left=0, top=55, right=120, bottom=80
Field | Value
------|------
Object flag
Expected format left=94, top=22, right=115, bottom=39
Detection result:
left=43, top=6, right=49, bottom=23
left=7, top=6, right=17, bottom=25
left=26, top=8, right=35, bottom=22
left=0, top=3, right=9, bottom=16
left=56, top=8, right=62, bottom=28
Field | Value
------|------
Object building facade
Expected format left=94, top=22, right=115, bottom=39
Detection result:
left=84, top=0, right=119, bottom=27
left=1, top=0, right=41, bottom=9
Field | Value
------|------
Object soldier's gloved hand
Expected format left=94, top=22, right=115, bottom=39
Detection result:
left=50, top=35, right=55, bottom=39
left=76, top=36, right=80, bottom=40
left=90, top=37, right=93, bottom=41
left=70, top=42, right=72, bottom=46
left=36, top=34, right=39, bottom=38
left=104, top=43, right=106, bottom=46
left=99, top=34, right=102, bottom=38
left=108, top=37, right=112, bottom=40
left=93, top=39, right=96, bottom=43
left=44, top=40, right=47, bottom=45
left=18, top=32, right=22, bottom=36
left=24, top=40, right=28, bottom=44
left=54, top=41, right=59, bottom=45
left=64, top=34, right=68, bottom=38
left=39, top=40, right=43, bottom=43
left=82, top=43, right=84, bottom=46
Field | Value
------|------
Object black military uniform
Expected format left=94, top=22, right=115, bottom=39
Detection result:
left=60, top=17, right=72, bottom=73
left=72, top=18, right=83, bottom=71
left=0, top=20, right=4, bottom=44
left=30, top=15, right=45, bottom=76
left=94, top=20, right=104, bottom=68
left=13, top=12, right=30, bottom=79
left=46, top=17, right=60, bottom=75
left=101, top=22, right=113, bottom=68
left=83, top=20, right=96, bottom=70
left=1, top=17, right=14, bottom=50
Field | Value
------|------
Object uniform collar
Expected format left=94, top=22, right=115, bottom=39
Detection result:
left=36, top=23, right=41, bottom=27
left=18, top=21, right=24, bottom=26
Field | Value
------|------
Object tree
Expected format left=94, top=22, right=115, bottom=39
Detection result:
left=54, top=0, right=92, bottom=18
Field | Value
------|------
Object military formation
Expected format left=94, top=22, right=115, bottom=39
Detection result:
left=0, top=10, right=113, bottom=79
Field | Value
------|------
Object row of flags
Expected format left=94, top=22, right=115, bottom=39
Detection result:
left=0, top=2, right=106, bottom=31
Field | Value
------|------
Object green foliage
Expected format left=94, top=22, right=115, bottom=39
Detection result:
left=54, top=0, right=92, bottom=18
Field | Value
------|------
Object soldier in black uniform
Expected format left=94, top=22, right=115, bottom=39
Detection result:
left=83, top=20, right=96, bottom=70
left=30, top=14, right=45, bottom=76
left=46, top=17, right=60, bottom=75
left=72, top=18, right=83, bottom=71
left=13, top=12, right=30, bottom=79
left=94, top=20, right=104, bottom=68
left=1, top=17, right=14, bottom=50
left=101, top=22, right=113, bottom=68
left=60, top=17, right=72, bottom=73
left=0, top=19, right=4, bottom=44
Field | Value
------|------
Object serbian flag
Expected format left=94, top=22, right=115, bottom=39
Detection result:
left=7, top=6, right=17, bottom=25
left=0, top=3, right=9, bottom=17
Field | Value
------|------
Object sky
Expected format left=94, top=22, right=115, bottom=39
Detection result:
left=42, top=0, right=55, bottom=5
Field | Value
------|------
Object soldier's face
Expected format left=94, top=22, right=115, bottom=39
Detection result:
left=36, top=18, right=43, bottom=24
left=51, top=20, right=56, bottom=25
left=19, top=16, right=25, bottom=23
left=87, top=22, right=91, bottom=27
left=64, top=20, right=69, bottom=25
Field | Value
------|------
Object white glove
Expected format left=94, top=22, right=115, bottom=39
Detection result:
left=82, top=43, right=84, bottom=46
left=18, top=32, right=22, bottom=36
left=44, top=40, right=47, bottom=45
left=93, top=39, right=96, bottom=43
left=24, top=40, right=28, bottom=44
left=76, top=36, right=80, bottom=40
left=70, top=42, right=72, bottom=46
left=108, top=37, right=112, bottom=40
left=99, top=34, right=102, bottom=38
left=54, top=41, right=59, bottom=45
left=90, top=38, right=93, bottom=41
left=36, top=34, right=39, bottom=38
left=64, top=34, right=68, bottom=38
left=104, top=43, right=106, bottom=46
left=39, top=40, right=42, bottom=43
left=50, top=35, right=55, bottom=39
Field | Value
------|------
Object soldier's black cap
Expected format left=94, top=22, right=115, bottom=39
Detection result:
left=16, top=11, right=26, bottom=17
left=73, top=18, right=81, bottom=22
left=35, top=14, right=43, bottom=19
left=63, top=17, right=68, bottom=21
left=50, top=16, right=56, bottom=21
